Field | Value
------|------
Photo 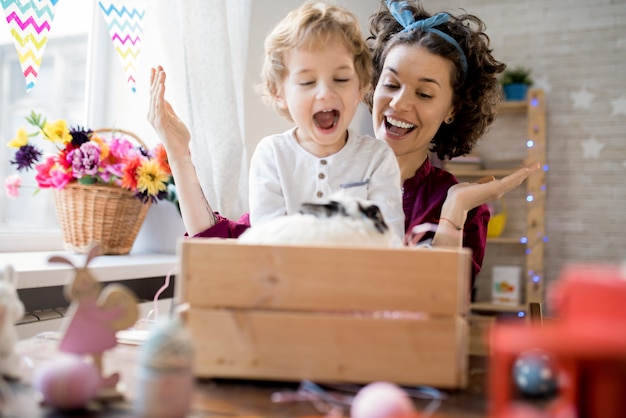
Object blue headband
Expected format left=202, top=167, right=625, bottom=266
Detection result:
left=386, top=0, right=468, bottom=75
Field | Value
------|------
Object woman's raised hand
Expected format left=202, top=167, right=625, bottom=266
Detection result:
left=432, top=162, right=541, bottom=248
left=148, top=66, right=218, bottom=235
left=442, top=162, right=542, bottom=224
left=148, top=66, right=191, bottom=158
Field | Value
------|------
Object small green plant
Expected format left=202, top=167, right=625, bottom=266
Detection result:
left=501, top=66, right=533, bottom=86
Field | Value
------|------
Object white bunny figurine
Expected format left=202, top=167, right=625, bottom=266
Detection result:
left=0, top=264, right=26, bottom=380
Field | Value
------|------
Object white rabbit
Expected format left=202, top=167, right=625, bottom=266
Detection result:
left=239, top=195, right=402, bottom=248
left=0, top=264, right=26, bottom=380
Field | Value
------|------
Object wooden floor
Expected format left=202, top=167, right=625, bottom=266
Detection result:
left=7, top=333, right=490, bottom=417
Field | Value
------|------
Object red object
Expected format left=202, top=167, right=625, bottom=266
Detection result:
left=488, top=264, right=626, bottom=418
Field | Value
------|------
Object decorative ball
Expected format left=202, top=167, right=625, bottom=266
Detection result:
left=512, top=349, right=558, bottom=398
left=350, top=381, right=417, bottom=418
left=33, top=354, right=101, bottom=410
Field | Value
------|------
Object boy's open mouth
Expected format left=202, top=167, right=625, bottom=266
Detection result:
left=313, top=109, right=339, bottom=130
left=385, top=115, right=415, bottom=136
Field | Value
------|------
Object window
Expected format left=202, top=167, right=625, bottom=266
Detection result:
left=0, top=0, right=94, bottom=250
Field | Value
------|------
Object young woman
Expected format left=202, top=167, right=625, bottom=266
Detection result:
left=366, top=0, right=540, bottom=282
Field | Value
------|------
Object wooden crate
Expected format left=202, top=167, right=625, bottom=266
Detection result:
left=468, top=314, right=496, bottom=356
left=178, top=239, right=472, bottom=388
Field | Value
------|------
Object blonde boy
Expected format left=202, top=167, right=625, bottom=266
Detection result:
left=250, top=0, right=404, bottom=239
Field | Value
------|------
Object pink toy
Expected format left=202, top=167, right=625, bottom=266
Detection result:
left=49, top=243, right=139, bottom=395
left=33, top=354, right=101, bottom=409
left=0, top=264, right=25, bottom=380
left=350, top=382, right=419, bottom=418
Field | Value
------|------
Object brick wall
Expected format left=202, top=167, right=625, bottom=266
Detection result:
left=434, top=0, right=626, bottom=303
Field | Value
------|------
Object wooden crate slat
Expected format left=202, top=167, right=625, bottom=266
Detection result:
left=187, top=308, right=468, bottom=388
left=180, top=239, right=471, bottom=316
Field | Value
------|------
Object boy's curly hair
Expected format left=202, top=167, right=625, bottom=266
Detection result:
left=259, top=0, right=372, bottom=121
left=366, top=0, right=506, bottom=160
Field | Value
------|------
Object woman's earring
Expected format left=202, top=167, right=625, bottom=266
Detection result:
left=445, top=116, right=454, bottom=124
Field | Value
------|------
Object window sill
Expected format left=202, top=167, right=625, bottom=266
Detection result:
left=0, top=251, right=178, bottom=290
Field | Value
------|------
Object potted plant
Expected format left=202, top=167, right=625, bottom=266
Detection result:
left=500, top=66, right=533, bottom=101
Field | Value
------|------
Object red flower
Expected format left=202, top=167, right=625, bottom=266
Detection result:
left=121, top=154, right=142, bottom=191
left=154, top=143, right=171, bottom=175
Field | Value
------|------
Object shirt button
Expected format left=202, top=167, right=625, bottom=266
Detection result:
left=318, top=173, right=325, bottom=179
left=320, top=160, right=327, bottom=165
left=317, top=191, right=323, bottom=198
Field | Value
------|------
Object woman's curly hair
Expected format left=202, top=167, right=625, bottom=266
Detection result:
left=366, top=0, right=506, bottom=160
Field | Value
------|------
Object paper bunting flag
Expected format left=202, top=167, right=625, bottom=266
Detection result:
left=1, top=0, right=60, bottom=91
left=99, top=1, right=145, bottom=93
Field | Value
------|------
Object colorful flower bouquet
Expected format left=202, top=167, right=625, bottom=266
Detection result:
left=5, top=111, right=178, bottom=254
left=6, top=111, right=176, bottom=205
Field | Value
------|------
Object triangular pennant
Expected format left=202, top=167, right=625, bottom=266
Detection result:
left=0, top=0, right=60, bottom=91
left=98, top=0, right=145, bottom=93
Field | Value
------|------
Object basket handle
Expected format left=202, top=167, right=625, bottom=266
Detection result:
left=93, top=128, right=148, bottom=149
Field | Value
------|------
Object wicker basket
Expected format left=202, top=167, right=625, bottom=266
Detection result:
left=53, top=128, right=151, bottom=255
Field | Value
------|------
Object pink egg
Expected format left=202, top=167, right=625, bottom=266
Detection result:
left=33, top=354, right=101, bottom=410
left=350, top=381, right=418, bottom=418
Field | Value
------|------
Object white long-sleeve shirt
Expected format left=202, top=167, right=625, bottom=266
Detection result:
left=248, top=127, right=404, bottom=240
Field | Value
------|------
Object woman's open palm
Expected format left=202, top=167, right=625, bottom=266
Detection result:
left=447, top=162, right=541, bottom=213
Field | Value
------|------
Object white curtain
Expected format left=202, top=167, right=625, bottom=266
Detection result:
left=154, top=0, right=250, bottom=219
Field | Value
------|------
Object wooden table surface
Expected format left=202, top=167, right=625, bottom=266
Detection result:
left=6, top=332, right=489, bottom=417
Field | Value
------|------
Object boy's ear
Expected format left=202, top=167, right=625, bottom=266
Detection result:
left=275, top=94, right=287, bottom=110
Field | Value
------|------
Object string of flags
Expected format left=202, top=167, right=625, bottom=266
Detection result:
left=0, top=0, right=146, bottom=93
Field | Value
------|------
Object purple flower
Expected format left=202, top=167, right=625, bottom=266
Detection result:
left=70, top=126, right=92, bottom=147
left=68, top=142, right=100, bottom=178
left=10, top=144, right=43, bottom=172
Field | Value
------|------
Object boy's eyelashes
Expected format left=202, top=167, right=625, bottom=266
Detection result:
left=296, top=78, right=353, bottom=86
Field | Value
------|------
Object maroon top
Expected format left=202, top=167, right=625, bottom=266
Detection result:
left=401, top=159, right=489, bottom=285
left=192, top=159, right=489, bottom=287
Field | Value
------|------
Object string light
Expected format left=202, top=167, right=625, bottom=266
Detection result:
left=526, top=139, right=535, bottom=148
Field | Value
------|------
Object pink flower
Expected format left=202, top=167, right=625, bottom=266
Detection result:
left=4, top=174, right=22, bottom=199
left=35, top=156, right=72, bottom=190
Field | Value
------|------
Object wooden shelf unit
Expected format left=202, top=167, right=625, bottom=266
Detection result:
left=446, top=90, right=547, bottom=315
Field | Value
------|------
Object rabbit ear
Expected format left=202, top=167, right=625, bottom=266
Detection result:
left=98, top=284, right=139, bottom=331
left=49, top=256, right=75, bottom=267
left=85, top=243, right=101, bottom=266
left=1, top=264, right=17, bottom=287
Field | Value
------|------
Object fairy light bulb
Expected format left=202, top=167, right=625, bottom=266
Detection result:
left=526, top=140, right=535, bottom=148
left=526, top=194, right=534, bottom=202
